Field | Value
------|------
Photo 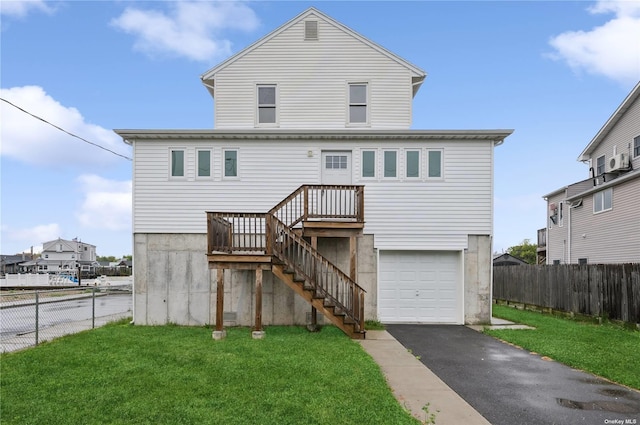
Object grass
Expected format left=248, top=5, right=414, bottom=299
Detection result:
left=0, top=320, right=418, bottom=425
left=487, top=304, right=640, bottom=390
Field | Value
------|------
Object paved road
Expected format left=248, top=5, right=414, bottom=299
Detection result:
left=1, top=294, right=132, bottom=341
left=387, top=324, right=640, bottom=425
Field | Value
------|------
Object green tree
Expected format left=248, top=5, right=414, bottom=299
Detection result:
left=506, top=239, right=537, bottom=264
left=97, top=255, right=118, bottom=263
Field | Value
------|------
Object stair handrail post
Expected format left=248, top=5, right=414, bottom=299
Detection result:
left=356, top=185, right=365, bottom=222
left=265, top=214, right=273, bottom=255
left=359, top=290, right=365, bottom=332
left=303, top=186, right=309, bottom=222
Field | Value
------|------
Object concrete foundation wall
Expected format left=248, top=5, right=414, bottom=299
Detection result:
left=463, top=234, right=492, bottom=324
left=133, top=233, right=377, bottom=327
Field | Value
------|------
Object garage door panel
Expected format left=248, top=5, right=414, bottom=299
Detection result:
left=379, top=250, right=461, bottom=324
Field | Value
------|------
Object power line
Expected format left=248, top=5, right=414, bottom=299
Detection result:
left=1, top=97, right=132, bottom=161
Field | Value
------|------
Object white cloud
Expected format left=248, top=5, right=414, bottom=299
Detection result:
left=76, top=175, right=132, bottom=232
left=548, top=0, right=640, bottom=85
left=110, top=1, right=259, bottom=62
left=0, top=0, right=54, bottom=18
left=2, top=223, right=62, bottom=252
left=0, top=86, right=130, bottom=167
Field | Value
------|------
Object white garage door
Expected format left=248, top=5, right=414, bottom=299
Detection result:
left=379, top=251, right=461, bottom=324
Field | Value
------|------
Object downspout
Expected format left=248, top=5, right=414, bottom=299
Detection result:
left=567, top=202, right=571, bottom=264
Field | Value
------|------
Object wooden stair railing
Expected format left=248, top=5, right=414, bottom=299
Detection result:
left=267, top=214, right=366, bottom=338
left=207, top=185, right=366, bottom=338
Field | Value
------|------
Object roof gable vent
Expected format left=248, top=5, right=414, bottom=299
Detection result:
left=305, top=20, right=318, bottom=40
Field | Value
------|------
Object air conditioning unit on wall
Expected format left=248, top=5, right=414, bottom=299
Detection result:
left=609, top=153, right=629, bottom=172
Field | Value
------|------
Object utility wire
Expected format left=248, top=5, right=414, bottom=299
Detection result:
left=1, top=97, right=132, bottom=161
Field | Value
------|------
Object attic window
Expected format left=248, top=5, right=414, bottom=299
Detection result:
left=305, top=20, right=318, bottom=40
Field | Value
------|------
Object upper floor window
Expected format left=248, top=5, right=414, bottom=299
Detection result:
left=383, top=150, right=397, bottom=178
left=197, top=149, right=211, bottom=177
left=257, top=85, right=277, bottom=125
left=427, top=150, right=442, bottom=178
left=406, top=150, right=420, bottom=178
left=171, top=149, right=185, bottom=177
left=304, top=20, right=318, bottom=40
left=596, top=155, right=605, bottom=175
left=361, top=150, right=376, bottom=178
left=634, top=135, right=640, bottom=158
left=224, top=149, right=238, bottom=178
left=593, top=188, right=612, bottom=213
left=348, top=83, right=368, bottom=124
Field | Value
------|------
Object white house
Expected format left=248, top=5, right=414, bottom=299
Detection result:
left=21, top=238, right=97, bottom=274
left=116, top=8, right=512, bottom=337
left=541, top=82, right=640, bottom=265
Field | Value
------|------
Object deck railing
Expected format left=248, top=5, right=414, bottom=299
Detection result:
left=207, top=212, right=267, bottom=253
left=268, top=214, right=365, bottom=332
left=269, top=185, right=364, bottom=228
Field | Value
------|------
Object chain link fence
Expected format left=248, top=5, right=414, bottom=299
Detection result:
left=0, top=286, right=132, bottom=353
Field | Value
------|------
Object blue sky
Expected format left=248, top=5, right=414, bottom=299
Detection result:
left=1, top=0, right=639, bottom=257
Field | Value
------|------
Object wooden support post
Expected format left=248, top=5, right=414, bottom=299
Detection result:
left=309, top=236, right=318, bottom=331
left=215, top=268, right=224, bottom=332
left=254, top=267, right=263, bottom=333
left=213, top=268, right=226, bottom=340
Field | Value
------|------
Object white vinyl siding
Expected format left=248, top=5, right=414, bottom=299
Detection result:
left=212, top=16, right=415, bottom=129
left=131, top=138, right=495, bottom=251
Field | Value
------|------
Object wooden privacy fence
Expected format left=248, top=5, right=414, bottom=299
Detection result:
left=493, top=264, right=640, bottom=324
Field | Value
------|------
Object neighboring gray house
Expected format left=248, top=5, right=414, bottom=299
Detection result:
left=493, top=253, right=528, bottom=267
left=541, top=81, right=640, bottom=265
left=21, top=238, right=98, bottom=273
left=116, top=8, right=512, bottom=336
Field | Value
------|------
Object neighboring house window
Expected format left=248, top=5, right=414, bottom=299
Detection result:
left=197, top=149, right=211, bottom=177
left=383, top=151, right=397, bottom=178
left=406, top=150, right=420, bottom=178
left=326, top=155, right=347, bottom=169
left=348, top=83, right=368, bottom=124
left=593, top=188, right=612, bottom=213
left=558, top=202, right=564, bottom=227
left=361, top=150, right=376, bottom=178
left=171, top=149, right=185, bottom=177
left=427, top=150, right=442, bottom=178
left=44, top=254, right=48, bottom=259
left=224, top=149, right=238, bottom=177
left=634, top=135, right=640, bottom=158
left=257, top=85, right=276, bottom=124
left=596, top=155, right=605, bottom=175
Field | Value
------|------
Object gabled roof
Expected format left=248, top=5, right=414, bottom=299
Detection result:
left=200, top=7, right=426, bottom=98
left=578, top=81, right=640, bottom=161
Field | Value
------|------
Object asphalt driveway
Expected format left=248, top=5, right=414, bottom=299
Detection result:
left=386, top=324, right=640, bottom=425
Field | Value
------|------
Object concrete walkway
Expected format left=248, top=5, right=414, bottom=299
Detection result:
left=359, top=330, right=491, bottom=424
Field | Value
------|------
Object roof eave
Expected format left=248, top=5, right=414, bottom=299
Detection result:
left=577, top=80, right=640, bottom=161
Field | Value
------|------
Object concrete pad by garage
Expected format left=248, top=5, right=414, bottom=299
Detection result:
left=359, top=330, right=490, bottom=424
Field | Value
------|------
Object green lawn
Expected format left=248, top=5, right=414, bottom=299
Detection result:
left=0, top=321, right=418, bottom=425
left=488, top=304, right=640, bottom=390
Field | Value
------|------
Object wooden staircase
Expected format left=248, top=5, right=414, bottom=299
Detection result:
left=207, top=185, right=366, bottom=339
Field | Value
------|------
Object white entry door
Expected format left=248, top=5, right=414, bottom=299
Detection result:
left=321, top=151, right=352, bottom=185
left=378, top=251, right=462, bottom=324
